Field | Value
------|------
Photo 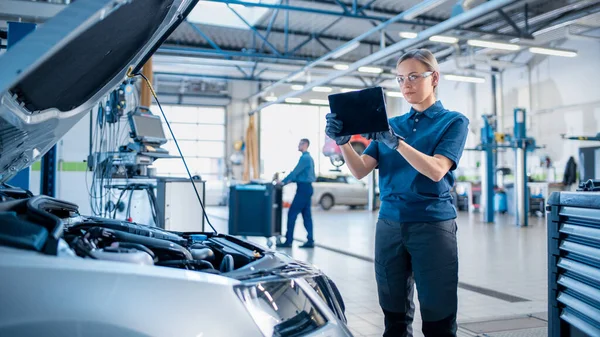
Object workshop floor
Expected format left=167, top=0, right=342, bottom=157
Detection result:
left=206, top=207, right=548, bottom=337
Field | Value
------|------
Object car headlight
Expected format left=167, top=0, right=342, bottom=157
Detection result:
left=305, top=275, right=346, bottom=323
left=234, top=279, right=328, bottom=337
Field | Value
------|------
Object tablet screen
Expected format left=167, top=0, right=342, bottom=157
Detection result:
left=327, top=87, right=389, bottom=137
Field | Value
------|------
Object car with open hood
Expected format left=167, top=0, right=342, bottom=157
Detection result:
left=0, top=1, right=351, bottom=336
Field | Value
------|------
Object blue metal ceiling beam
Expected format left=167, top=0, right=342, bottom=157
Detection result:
left=260, top=2, right=281, bottom=53
left=204, top=0, right=388, bottom=20
left=247, top=0, right=519, bottom=114
left=284, top=0, right=289, bottom=53
left=203, top=0, right=525, bottom=38
left=248, top=0, right=450, bottom=100
left=497, top=8, right=532, bottom=38
left=287, top=35, right=314, bottom=55
left=227, top=5, right=282, bottom=56
left=314, top=37, right=332, bottom=51
left=187, top=21, right=223, bottom=52
left=155, top=72, right=268, bottom=83
left=332, top=0, right=351, bottom=15
left=158, top=46, right=313, bottom=61
left=359, top=0, right=378, bottom=12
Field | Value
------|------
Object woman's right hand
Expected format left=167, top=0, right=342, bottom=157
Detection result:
left=325, top=113, right=351, bottom=145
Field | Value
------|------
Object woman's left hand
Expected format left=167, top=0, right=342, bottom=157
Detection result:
left=362, top=127, right=400, bottom=150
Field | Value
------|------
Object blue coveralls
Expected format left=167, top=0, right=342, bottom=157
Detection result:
left=363, top=101, right=469, bottom=336
left=282, top=151, right=316, bottom=244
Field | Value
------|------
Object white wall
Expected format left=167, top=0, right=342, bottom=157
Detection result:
left=432, top=38, right=600, bottom=181
left=498, top=39, right=600, bottom=179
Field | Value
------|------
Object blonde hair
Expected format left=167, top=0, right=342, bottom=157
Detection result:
left=396, top=49, right=440, bottom=92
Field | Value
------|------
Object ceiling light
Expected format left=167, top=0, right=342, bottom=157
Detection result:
left=386, top=91, right=404, bottom=98
left=310, top=99, right=329, bottom=105
left=331, top=41, right=361, bottom=59
left=444, top=74, right=486, bottom=83
left=429, top=35, right=459, bottom=44
left=340, top=88, right=359, bottom=93
left=265, top=96, right=278, bottom=102
left=529, top=47, right=577, bottom=58
left=291, top=85, right=304, bottom=90
left=312, top=86, right=333, bottom=93
left=467, top=39, right=520, bottom=51
left=333, top=64, right=349, bottom=70
left=399, top=31, right=418, bottom=39
left=358, top=66, right=383, bottom=74
left=285, top=98, right=302, bottom=104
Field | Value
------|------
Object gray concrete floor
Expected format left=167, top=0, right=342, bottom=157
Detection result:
left=206, top=207, right=548, bottom=337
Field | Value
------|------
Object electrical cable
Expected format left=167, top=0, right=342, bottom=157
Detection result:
left=147, top=186, right=161, bottom=228
left=112, top=185, right=128, bottom=219
left=126, top=186, right=135, bottom=220
left=130, top=70, right=217, bottom=234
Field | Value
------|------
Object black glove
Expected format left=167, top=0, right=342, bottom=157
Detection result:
left=362, top=127, right=402, bottom=150
left=325, top=113, right=351, bottom=146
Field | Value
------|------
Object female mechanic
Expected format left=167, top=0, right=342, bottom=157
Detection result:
left=325, top=49, right=469, bottom=337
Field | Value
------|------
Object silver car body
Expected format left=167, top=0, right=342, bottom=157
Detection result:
left=0, top=1, right=352, bottom=336
left=0, top=245, right=351, bottom=337
left=283, top=175, right=370, bottom=208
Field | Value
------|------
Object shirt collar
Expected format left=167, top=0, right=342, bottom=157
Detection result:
left=408, top=100, right=444, bottom=119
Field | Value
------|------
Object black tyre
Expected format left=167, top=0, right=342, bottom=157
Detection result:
left=320, top=194, right=335, bottom=210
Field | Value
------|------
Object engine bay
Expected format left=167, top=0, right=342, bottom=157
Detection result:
left=0, top=194, right=265, bottom=275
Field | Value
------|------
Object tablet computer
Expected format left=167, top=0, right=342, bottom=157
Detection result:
left=327, top=86, right=389, bottom=137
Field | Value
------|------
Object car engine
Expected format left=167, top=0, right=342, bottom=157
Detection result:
left=0, top=192, right=263, bottom=274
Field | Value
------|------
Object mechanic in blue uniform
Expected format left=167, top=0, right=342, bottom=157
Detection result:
left=325, top=49, right=469, bottom=336
left=277, top=138, right=317, bottom=249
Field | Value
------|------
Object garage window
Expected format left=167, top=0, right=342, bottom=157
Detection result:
left=150, top=104, right=225, bottom=181
left=260, top=104, right=353, bottom=179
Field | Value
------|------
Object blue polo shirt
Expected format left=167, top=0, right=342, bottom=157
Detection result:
left=364, top=101, right=469, bottom=223
left=283, top=152, right=316, bottom=184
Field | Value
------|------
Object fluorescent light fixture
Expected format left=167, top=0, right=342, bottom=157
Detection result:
left=310, top=99, right=330, bottom=105
left=285, top=98, right=302, bottom=104
left=444, top=74, right=486, bottom=83
left=429, top=35, right=459, bottom=44
left=467, top=39, right=520, bottom=51
left=340, top=88, right=359, bottom=93
left=331, top=41, right=361, bottom=59
left=358, top=66, right=383, bottom=74
left=264, top=96, right=277, bottom=102
left=333, top=64, right=349, bottom=70
left=291, top=84, right=304, bottom=90
left=529, top=47, right=577, bottom=58
left=312, top=86, right=332, bottom=93
left=399, top=31, right=418, bottom=39
left=386, top=91, right=404, bottom=98
left=403, top=0, right=449, bottom=20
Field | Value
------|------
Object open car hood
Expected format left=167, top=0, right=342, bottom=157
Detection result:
left=0, top=0, right=198, bottom=183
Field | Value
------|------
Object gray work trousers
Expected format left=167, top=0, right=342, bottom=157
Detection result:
left=374, top=218, right=459, bottom=337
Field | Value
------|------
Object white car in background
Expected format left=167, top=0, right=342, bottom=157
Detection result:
left=284, top=174, right=378, bottom=210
